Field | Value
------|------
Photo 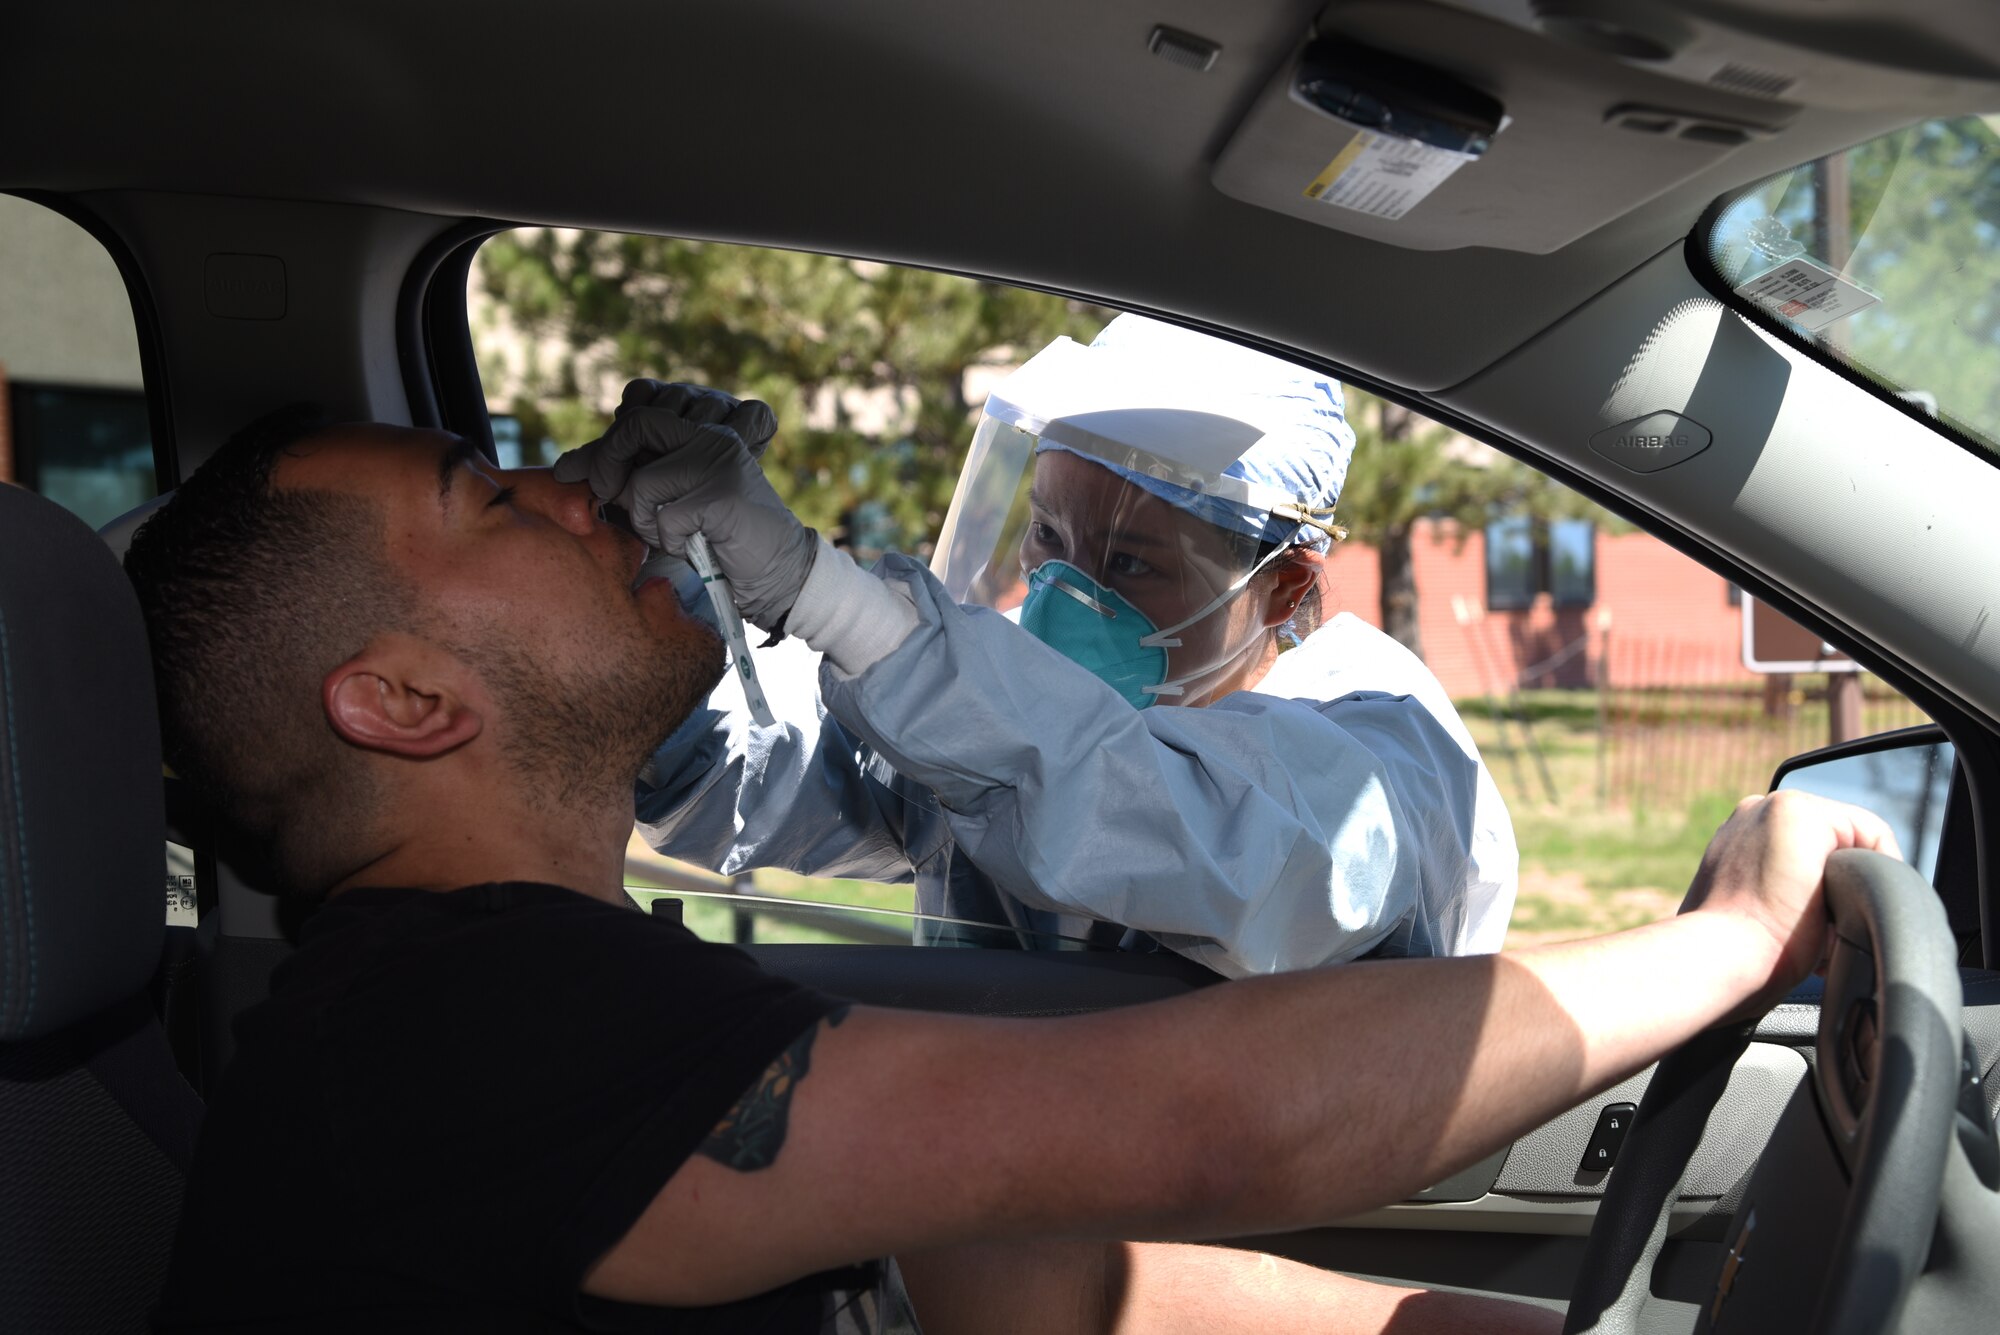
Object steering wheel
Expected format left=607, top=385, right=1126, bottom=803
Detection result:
left=1562, top=848, right=1965, bottom=1335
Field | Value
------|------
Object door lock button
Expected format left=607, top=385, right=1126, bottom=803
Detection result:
left=1580, top=1102, right=1638, bottom=1173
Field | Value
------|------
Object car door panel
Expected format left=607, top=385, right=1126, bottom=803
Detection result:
left=747, top=943, right=2000, bottom=1319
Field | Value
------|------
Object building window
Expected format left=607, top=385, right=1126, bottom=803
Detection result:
left=489, top=412, right=561, bottom=469
left=8, top=383, right=155, bottom=530
left=1485, top=516, right=1595, bottom=610
left=1485, top=516, right=1537, bottom=611
left=490, top=412, right=524, bottom=467
left=1548, top=518, right=1596, bottom=607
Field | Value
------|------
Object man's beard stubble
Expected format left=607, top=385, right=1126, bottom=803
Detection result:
left=455, top=612, right=727, bottom=816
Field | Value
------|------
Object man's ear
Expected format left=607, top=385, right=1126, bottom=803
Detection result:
left=1259, top=549, right=1324, bottom=629
left=323, top=634, right=484, bottom=758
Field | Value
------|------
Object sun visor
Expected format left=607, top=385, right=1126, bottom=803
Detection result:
left=1212, top=1, right=1793, bottom=254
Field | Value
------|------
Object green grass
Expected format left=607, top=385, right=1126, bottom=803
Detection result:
left=748, top=868, right=914, bottom=915
left=1458, top=690, right=1748, bottom=942
left=1506, top=786, right=1738, bottom=896
left=624, top=861, right=915, bottom=947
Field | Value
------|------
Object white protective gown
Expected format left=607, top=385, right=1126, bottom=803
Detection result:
left=637, top=555, right=1517, bottom=978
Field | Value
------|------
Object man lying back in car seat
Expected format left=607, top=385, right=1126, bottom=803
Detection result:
left=123, top=407, right=1896, bottom=1335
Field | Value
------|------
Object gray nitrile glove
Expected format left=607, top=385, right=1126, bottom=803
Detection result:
left=553, top=379, right=778, bottom=501
left=573, top=400, right=816, bottom=631
left=554, top=380, right=794, bottom=626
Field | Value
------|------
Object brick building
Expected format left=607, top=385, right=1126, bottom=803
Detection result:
left=1325, top=517, right=1756, bottom=699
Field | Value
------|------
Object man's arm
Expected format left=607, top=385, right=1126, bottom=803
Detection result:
left=898, top=1238, right=1561, bottom=1335
left=583, top=790, right=1892, bottom=1307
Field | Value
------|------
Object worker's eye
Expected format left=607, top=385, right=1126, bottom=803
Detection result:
left=1026, top=521, right=1060, bottom=548
left=486, top=484, right=520, bottom=510
left=1107, top=551, right=1154, bottom=579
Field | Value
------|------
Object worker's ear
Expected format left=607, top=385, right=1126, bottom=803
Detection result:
left=323, top=633, right=484, bottom=758
left=1258, top=549, right=1324, bottom=629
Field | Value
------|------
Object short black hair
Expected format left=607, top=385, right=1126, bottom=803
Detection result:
left=123, top=405, right=415, bottom=895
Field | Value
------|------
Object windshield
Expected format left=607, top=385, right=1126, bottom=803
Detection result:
left=1700, top=115, right=2000, bottom=456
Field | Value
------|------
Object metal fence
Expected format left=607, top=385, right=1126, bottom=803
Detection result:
left=1607, top=680, right=1926, bottom=812
left=1468, top=631, right=1932, bottom=814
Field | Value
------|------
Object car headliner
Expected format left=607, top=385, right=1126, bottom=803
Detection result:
left=4, top=0, right=1998, bottom=393
left=11, top=0, right=2000, bottom=745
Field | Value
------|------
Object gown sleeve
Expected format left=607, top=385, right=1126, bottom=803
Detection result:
left=816, top=555, right=1489, bottom=978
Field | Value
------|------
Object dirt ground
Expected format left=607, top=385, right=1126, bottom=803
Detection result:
left=1502, top=867, right=1683, bottom=951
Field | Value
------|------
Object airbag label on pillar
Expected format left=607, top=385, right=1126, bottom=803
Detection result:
left=205, top=253, right=287, bottom=321
left=1588, top=412, right=1713, bottom=474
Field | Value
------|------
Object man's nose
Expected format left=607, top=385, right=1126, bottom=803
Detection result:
left=517, top=468, right=600, bottom=536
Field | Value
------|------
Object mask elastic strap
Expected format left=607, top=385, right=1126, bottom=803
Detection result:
left=1039, top=569, right=1119, bottom=618
left=1137, top=541, right=1295, bottom=651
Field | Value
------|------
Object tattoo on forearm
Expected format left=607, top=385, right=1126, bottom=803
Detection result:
left=700, top=1005, right=850, bottom=1171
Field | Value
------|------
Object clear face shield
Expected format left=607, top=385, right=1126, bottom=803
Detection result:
left=933, top=351, right=1342, bottom=708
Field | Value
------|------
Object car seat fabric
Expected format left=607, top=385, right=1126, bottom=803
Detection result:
left=0, top=996, right=202, bottom=1332
left=0, top=485, right=166, bottom=1038
left=0, top=484, right=203, bottom=1332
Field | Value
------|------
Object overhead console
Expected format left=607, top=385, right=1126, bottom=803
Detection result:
left=1213, top=1, right=1800, bottom=253
left=1212, top=0, right=2000, bottom=254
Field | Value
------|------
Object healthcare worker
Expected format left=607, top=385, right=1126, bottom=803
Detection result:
left=568, top=316, right=1517, bottom=977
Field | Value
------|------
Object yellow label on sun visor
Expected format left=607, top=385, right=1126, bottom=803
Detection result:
left=1304, top=137, right=1370, bottom=201
left=1303, top=131, right=1473, bottom=221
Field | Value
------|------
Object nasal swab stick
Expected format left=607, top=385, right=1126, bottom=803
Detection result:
left=683, top=532, right=777, bottom=727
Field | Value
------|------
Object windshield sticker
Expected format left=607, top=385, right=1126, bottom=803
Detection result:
left=1734, top=257, right=1880, bottom=334
left=1744, top=215, right=1806, bottom=265
left=1303, top=131, right=1472, bottom=220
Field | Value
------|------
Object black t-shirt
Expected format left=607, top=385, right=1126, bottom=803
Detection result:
left=155, top=883, right=860, bottom=1333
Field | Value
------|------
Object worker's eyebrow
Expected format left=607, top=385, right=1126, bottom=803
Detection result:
left=436, top=437, right=480, bottom=513
left=1029, top=488, right=1172, bottom=549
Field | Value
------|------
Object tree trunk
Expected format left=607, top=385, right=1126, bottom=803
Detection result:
left=1379, top=523, right=1425, bottom=661
left=1378, top=400, right=1414, bottom=439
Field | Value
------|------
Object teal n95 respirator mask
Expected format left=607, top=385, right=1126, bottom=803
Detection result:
left=1017, top=561, right=1166, bottom=709
left=1018, top=544, right=1297, bottom=709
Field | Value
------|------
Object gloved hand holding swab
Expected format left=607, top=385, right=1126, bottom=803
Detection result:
left=555, top=381, right=813, bottom=732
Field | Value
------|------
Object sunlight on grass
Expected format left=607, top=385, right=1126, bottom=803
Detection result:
left=1462, top=692, right=1755, bottom=948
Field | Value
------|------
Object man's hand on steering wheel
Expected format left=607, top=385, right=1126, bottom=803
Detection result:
left=1679, top=790, right=1904, bottom=1024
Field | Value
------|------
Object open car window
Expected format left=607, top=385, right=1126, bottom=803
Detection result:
left=0, top=195, right=157, bottom=529
left=469, top=230, right=1937, bottom=956
left=1698, top=114, right=2000, bottom=459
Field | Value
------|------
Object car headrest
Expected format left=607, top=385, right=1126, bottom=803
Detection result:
left=0, top=484, right=166, bottom=1041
